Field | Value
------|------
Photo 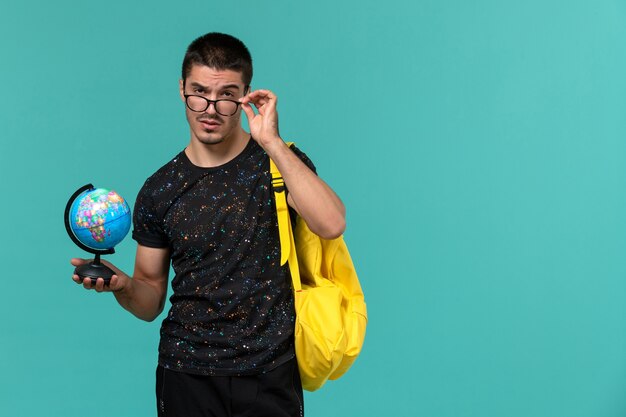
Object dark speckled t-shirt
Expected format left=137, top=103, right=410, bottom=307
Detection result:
left=132, top=139, right=315, bottom=376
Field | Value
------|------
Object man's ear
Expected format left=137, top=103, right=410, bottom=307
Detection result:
left=179, top=79, right=185, bottom=102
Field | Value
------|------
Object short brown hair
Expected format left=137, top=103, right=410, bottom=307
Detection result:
left=182, top=33, right=253, bottom=87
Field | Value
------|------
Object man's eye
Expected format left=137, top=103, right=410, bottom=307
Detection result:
left=222, top=91, right=234, bottom=97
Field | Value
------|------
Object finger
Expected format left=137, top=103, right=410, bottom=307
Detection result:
left=109, top=275, right=120, bottom=291
left=248, top=89, right=275, bottom=98
left=246, top=90, right=276, bottom=105
left=72, top=274, right=83, bottom=284
left=70, top=258, right=88, bottom=266
left=249, top=95, right=271, bottom=107
left=109, top=275, right=126, bottom=293
left=241, top=93, right=263, bottom=108
left=241, top=102, right=256, bottom=121
left=94, top=278, right=106, bottom=292
left=82, top=277, right=94, bottom=290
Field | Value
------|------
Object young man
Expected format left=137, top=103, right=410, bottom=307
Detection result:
left=70, top=33, right=345, bottom=416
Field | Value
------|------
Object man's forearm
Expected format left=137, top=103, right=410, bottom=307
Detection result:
left=266, top=140, right=346, bottom=239
left=113, top=274, right=167, bottom=322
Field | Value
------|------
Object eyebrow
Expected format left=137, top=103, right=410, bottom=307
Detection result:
left=188, top=82, right=241, bottom=91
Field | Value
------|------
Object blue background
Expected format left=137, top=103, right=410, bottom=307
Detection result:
left=1, top=1, right=626, bottom=416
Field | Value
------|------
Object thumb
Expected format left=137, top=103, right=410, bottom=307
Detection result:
left=240, top=102, right=256, bottom=122
left=70, top=258, right=90, bottom=267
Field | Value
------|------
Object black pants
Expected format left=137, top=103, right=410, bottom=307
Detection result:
left=156, top=358, right=304, bottom=417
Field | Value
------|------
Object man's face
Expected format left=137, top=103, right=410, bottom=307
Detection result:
left=180, top=65, right=247, bottom=146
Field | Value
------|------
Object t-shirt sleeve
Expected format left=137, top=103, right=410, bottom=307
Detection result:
left=283, top=144, right=319, bottom=225
left=289, top=144, right=317, bottom=174
left=285, top=144, right=318, bottom=218
left=132, top=181, right=169, bottom=248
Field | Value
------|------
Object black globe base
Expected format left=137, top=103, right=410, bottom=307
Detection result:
left=75, top=262, right=115, bottom=286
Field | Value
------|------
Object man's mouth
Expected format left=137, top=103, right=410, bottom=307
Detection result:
left=198, top=118, right=221, bottom=129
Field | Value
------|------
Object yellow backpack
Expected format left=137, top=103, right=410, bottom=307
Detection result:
left=270, top=153, right=368, bottom=391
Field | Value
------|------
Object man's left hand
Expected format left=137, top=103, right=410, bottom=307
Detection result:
left=240, top=89, right=283, bottom=149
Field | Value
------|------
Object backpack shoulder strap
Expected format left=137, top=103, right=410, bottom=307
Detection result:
left=269, top=155, right=292, bottom=267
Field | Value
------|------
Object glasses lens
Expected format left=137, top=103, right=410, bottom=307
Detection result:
left=215, top=100, right=238, bottom=116
left=185, top=96, right=239, bottom=115
left=186, top=96, right=208, bottom=112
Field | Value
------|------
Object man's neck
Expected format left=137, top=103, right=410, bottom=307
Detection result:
left=185, top=130, right=250, bottom=168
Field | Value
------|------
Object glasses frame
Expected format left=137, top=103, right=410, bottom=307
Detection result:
left=183, top=94, right=242, bottom=116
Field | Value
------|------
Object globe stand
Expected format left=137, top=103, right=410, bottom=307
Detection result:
left=73, top=253, right=116, bottom=285
left=65, top=183, right=119, bottom=287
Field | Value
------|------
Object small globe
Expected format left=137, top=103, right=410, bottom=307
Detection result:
left=68, top=188, right=131, bottom=251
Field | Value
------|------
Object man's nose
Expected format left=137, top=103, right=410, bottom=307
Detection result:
left=204, top=101, right=217, bottom=115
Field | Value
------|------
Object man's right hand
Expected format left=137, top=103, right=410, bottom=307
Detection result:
left=70, top=258, right=130, bottom=293
left=70, top=245, right=169, bottom=322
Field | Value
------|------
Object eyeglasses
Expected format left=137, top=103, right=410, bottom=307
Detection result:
left=184, top=95, right=241, bottom=116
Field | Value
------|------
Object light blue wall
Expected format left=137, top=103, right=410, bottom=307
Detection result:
left=1, top=1, right=626, bottom=416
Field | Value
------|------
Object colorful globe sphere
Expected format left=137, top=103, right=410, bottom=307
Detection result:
left=68, top=188, right=131, bottom=251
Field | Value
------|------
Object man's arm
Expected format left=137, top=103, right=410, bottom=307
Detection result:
left=240, top=89, right=346, bottom=239
left=268, top=141, right=346, bottom=239
left=71, top=244, right=170, bottom=322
